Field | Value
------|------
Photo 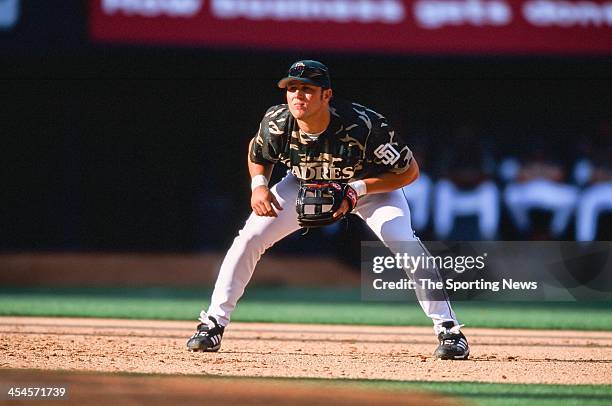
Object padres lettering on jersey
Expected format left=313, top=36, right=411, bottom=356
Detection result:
left=249, top=98, right=413, bottom=181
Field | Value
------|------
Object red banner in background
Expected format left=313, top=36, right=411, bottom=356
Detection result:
left=89, top=0, right=612, bottom=54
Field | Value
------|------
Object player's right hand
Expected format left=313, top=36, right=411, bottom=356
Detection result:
left=251, top=186, right=283, bottom=217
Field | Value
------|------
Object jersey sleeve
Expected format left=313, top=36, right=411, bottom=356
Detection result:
left=248, top=106, right=287, bottom=165
left=365, top=113, right=413, bottom=175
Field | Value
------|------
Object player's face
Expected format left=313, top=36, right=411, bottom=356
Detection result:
left=286, top=81, right=331, bottom=121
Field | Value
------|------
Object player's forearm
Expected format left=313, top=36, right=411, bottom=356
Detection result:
left=248, top=160, right=274, bottom=181
left=361, top=159, right=420, bottom=195
left=247, top=138, right=274, bottom=185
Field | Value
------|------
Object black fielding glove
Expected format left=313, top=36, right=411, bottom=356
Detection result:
left=296, top=181, right=358, bottom=228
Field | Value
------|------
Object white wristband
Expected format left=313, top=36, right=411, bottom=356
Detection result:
left=251, top=175, right=269, bottom=191
left=348, top=180, right=367, bottom=197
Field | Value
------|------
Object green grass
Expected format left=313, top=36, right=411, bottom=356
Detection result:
left=183, top=376, right=612, bottom=406
left=0, top=287, right=611, bottom=330
left=350, top=380, right=612, bottom=406
left=210, top=376, right=612, bottom=406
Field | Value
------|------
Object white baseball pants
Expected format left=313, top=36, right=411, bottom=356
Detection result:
left=206, top=172, right=459, bottom=334
left=400, top=173, right=432, bottom=231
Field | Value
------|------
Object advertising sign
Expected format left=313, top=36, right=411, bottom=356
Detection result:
left=90, top=0, right=612, bottom=54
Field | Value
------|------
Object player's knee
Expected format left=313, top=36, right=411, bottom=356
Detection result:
left=233, top=232, right=268, bottom=254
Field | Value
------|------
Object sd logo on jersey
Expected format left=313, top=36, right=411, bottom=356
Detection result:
left=374, top=143, right=401, bottom=165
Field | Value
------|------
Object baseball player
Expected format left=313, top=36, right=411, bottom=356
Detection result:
left=187, top=60, right=470, bottom=360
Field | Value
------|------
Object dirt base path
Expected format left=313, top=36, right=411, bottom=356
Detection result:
left=1, top=317, right=611, bottom=385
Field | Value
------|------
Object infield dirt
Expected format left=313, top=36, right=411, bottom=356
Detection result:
left=1, top=317, right=611, bottom=386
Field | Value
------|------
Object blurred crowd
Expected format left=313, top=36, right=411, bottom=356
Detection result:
left=397, top=119, right=612, bottom=241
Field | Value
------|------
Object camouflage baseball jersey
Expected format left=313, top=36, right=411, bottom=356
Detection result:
left=249, top=98, right=413, bottom=181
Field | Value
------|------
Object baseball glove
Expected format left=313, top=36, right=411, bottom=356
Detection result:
left=296, top=181, right=359, bottom=228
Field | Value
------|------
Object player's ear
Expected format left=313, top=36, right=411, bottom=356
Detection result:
left=322, top=88, right=333, bottom=102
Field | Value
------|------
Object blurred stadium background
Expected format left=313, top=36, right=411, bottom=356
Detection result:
left=1, top=0, right=611, bottom=276
left=2, top=3, right=612, bottom=404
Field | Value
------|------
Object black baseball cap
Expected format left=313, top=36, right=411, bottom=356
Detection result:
left=277, top=60, right=331, bottom=89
